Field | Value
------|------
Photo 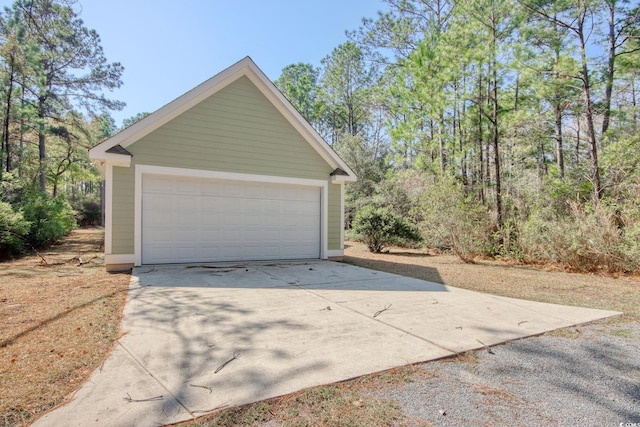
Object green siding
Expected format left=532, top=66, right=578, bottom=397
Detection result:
left=110, top=75, right=343, bottom=256
left=130, top=76, right=331, bottom=180
left=111, top=166, right=135, bottom=254
left=328, top=184, right=341, bottom=250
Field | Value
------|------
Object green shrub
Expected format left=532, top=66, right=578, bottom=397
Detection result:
left=75, top=199, right=102, bottom=226
left=416, top=177, right=491, bottom=262
left=519, top=201, right=640, bottom=273
left=352, top=205, right=421, bottom=253
left=0, top=172, right=25, bottom=205
left=20, top=192, right=76, bottom=248
left=0, top=201, right=30, bottom=257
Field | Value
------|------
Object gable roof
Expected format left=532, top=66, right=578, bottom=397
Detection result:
left=89, top=56, right=356, bottom=182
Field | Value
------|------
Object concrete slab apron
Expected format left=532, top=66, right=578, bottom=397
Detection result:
left=34, top=261, right=621, bottom=427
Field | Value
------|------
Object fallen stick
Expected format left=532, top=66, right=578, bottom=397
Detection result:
left=76, top=255, right=98, bottom=266
left=189, top=384, right=213, bottom=394
left=123, top=392, right=163, bottom=403
left=476, top=339, right=495, bottom=354
left=33, top=247, right=48, bottom=265
left=373, top=304, right=392, bottom=318
left=214, top=352, right=240, bottom=374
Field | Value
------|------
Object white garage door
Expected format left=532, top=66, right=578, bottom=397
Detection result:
left=142, top=174, right=321, bottom=264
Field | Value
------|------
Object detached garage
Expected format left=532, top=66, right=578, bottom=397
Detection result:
left=89, top=57, right=355, bottom=271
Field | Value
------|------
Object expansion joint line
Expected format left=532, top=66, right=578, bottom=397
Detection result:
left=294, top=284, right=461, bottom=356
left=117, top=340, right=196, bottom=418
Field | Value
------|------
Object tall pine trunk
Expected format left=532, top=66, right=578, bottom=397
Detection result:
left=490, top=6, right=502, bottom=227
left=38, top=97, right=47, bottom=192
left=578, top=21, right=602, bottom=200
left=553, top=19, right=565, bottom=178
left=1, top=53, right=17, bottom=175
left=477, top=73, right=486, bottom=204
left=601, top=1, right=616, bottom=135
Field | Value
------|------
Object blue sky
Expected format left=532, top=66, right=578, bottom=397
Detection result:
left=4, top=0, right=388, bottom=127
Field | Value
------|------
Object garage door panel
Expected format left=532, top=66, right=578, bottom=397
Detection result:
left=245, top=183, right=265, bottom=198
left=149, top=246, right=172, bottom=261
left=199, top=229, right=220, bottom=240
left=200, top=197, right=219, bottom=210
left=176, top=195, right=197, bottom=210
left=200, top=214, right=219, bottom=226
left=262, top=201, right=281, bottom=215
left=142, top=174, right=321, bottom=264
left=200, top=247, right=220, bottom=258
left=219, top=182, right=242, bottom=197
left=147, top=228, right=174, bottom=242
left=200, top=181, right=220, bottom=195
left=175, top=179, right=197, bottom=194
left=145, top=176, right=173, bottom=192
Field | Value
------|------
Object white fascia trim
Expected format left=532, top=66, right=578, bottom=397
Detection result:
left=331, top=175, right=357, bottom=183
left=88, top=151, right=132, bottom=166
left=104, top=163, right=113, bottom=254
left=105, top=254, right=136, bottom=265
left=134, top=164, right=329, bottom=266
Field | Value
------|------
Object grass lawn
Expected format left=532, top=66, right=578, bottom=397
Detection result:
left=1, top=232, right=637, bottom=426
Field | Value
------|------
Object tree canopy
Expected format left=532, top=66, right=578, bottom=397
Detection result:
left=276, top=0, right=640, bottom=272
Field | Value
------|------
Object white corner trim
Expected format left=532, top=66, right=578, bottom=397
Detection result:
left=340, top=183, right=345, bottom=250
left=105, top=254, right=135, bottom=265
left=321, top=184, right=328, bottom=259
left=134, top=167, right=143, bottom=267
left=134, top=164, right=330, bottom=266
left=104, top=163, right=113, bottom=254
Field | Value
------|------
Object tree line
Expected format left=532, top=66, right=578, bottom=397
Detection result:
left=0, top=0, right=123, bottom=255
left=275, top=0, right=640, bottom=273
left=1, top=0, right=638, bottom=272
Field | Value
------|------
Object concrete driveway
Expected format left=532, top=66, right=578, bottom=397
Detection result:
left=34, top=261, right=621, bottom=426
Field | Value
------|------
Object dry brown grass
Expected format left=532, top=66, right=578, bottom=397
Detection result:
left=342, top=241, right=640, bottom=322
left=175, top=364, right=440, bottom=427
left=0, top=228, right=130, bottom=426
left=175, top=383, right=406, bottom=427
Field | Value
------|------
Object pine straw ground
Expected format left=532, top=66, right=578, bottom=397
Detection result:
left=1, top=232, right=638, bottom=427
left=0, top=229, right=130, bottom=426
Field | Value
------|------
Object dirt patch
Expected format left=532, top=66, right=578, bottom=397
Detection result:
left=0, top=228, right=130, bottom=426
left=342, top=241, right=639, bottom=322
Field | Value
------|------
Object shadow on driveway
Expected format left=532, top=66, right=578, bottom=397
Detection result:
left=33, top=260, right=622, bottom=427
